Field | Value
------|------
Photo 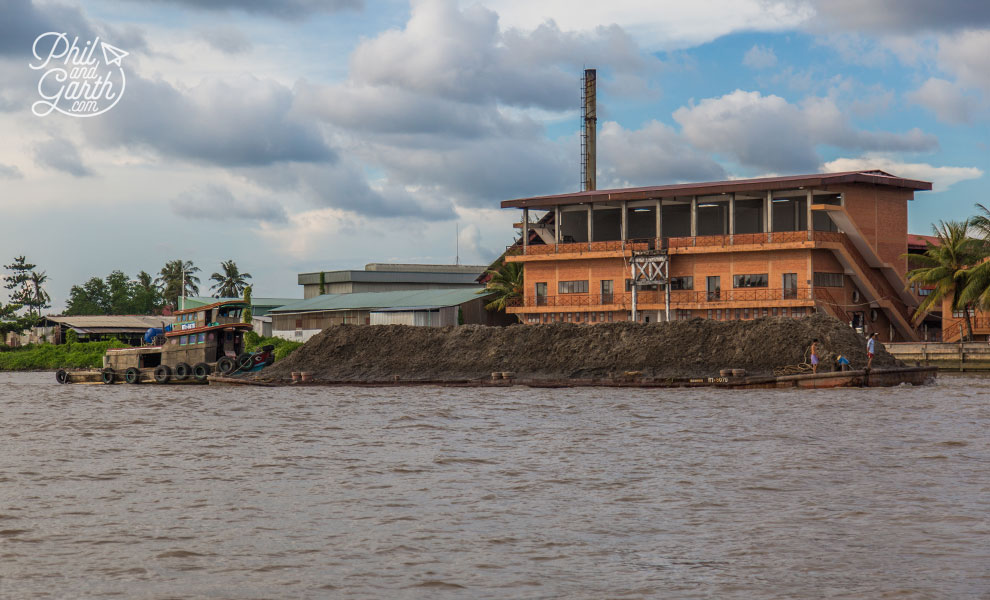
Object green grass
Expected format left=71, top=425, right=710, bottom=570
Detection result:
left=0, top=339, right=129, bottom=371
left=244, top=331, right=303, bottom=362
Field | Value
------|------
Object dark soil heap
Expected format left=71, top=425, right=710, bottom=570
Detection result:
left=261, top=314, right=900, bottom=382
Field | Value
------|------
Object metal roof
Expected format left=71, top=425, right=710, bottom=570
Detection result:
left=270, top=288, right=491, bottom=314
left=501, top=170, right=933, bottom=209
left=180, top=296, right=298, bottom=309
left=297, top=269, right=485, bottom=286
left=43, top=315, right=175, bottom=330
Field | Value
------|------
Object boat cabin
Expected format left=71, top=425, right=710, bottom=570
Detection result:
left=105, top=300, right=253, bottom=371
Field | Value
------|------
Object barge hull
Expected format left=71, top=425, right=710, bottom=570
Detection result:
left=213, top=366, right=936, bottom=389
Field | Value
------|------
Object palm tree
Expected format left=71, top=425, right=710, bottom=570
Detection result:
left=156, top=259, right=200, bottom=309
left=904, top=220, right=982, bottom=341
left=210, top=260, right=252, bottom=298
left=480, top=260, right=524, bottom=314
left=958, top=203, right=990, bottom=318
left=26, top=270, right=51, bottom=317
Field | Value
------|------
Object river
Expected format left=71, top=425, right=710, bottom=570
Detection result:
left=1, top=372, right=987, bottom=599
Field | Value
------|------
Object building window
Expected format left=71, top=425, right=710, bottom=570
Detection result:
left=813, top=272, right=844, bottom=288
left=601, top=280, right=613, bottom=303
left=716, top=309, right=722, bottom=320
left=918, top=288, right=932, bottom=296
left=559, top=280, right=589, bottom=294
left=197, top=333, right=205, bottom=344
left=953, top=308, right=975, bottom=318
left=607, top=312, right=614, bottom=322
left=180, top=335, right=188, bottom=345
left=733, top=274, right=768, bottom=288
left=625, top=279, right=658, bottom=292
left=762, top=308, right=768, bottom=318
left=735, top=309, right=742, bottom=319
left=706, top=276, right=721, bottom=301
left=669, top=276, right=693, bottom=290
left=743, top=308, right=750, bottom=319
left=707, top=309, right=713, bottom=319
left=535, top=282, right=547, bottom=305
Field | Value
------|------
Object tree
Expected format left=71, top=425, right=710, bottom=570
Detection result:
left=3, top=256, right=35, bottom=305
left=209, top=260, right=252, bottom=298
left=479, top=260, right=524, bottom=314
left=3, top=256, right=48, bottom=323
left=157, top=259, right=200, bottom=309
left=24, top=270, right=51, bottom=317
left=64, top=270, right=164, bottom=316
left=243, top=285, right=252, bottom=324
left=0, top=300, right=30, bottom=338
left=131, top=271, right=164, bottom=315
left=904, top=220, right=982, bottom=341
left=65, top=277, right=110, bottom=315
left=958, top=203, right=990, bottom=317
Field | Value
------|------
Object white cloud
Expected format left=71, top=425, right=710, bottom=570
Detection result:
left=170, top=183, right=288, bottom=224
left=908, top=78, right=980, bottom=124
left=597, top=120, right=725, bottom=187
left=823, top=156, right=983, bottom=192
left=743, top=44, right=777, bottom=69
left=349, top=0, right=658, bottom=111
left=672, top=90, right=938, bottom=172
left=936, top=29, right=990, bottom=93
left=468, top=0, right=813, bottom=50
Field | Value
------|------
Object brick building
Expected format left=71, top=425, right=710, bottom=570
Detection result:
left=501, top=170, right=932, bottom=342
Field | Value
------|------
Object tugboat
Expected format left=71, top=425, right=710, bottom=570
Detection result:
left=55, top=300, right=274, bottom=385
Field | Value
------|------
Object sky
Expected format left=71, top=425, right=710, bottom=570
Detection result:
left=1, top=0, right=989, bottom=310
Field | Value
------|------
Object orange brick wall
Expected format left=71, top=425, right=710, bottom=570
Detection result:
left=524, top=250, right=819, bottom=296
left=837, top=184, right=911, bottom=277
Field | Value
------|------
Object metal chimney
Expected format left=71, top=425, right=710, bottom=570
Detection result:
left=581, top=68, right=597, bottom=192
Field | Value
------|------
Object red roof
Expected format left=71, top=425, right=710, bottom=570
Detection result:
left=907, top=234, right=939, bottom=249
left=501, top=170, right=933, bottom=209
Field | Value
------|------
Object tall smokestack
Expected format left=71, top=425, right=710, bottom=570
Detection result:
left=581, top=68, right=597, bottom=192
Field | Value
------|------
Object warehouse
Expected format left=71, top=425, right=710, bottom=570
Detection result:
left=269, top=288, right=509, bottom=342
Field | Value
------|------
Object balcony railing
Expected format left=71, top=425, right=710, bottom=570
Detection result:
left=514, top=230, right=845, bottom=256
left=511, top=288, right=815, bottom=309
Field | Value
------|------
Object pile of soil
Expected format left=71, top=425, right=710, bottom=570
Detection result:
left=261, top=314, right=900, bottom=382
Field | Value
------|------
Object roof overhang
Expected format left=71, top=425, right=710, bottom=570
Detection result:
left=501, top=171, right=933, bottom=209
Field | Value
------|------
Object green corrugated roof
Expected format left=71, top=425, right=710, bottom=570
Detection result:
left=180, top=296, right=298, bottom=307
left=270, top=288, right=491, bottom=314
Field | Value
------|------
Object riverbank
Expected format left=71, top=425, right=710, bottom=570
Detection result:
left=0, top=340, right=128, bottom=371
left=260, top=314, right=899, bottom=383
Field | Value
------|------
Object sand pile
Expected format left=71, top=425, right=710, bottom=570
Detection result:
left=261, top=314, right=900, bottom=382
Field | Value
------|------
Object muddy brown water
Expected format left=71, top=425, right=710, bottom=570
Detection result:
left=1, top=371, right=987, bottom=599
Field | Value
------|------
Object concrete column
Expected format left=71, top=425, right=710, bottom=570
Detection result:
left=587, top=204, right=593, bottom=246
left=655, top=198, right=662, bottom=243
left=728, top=193, right=735, bottom=237
left=766, top=190, right=773, bottom=241
left=621, top=201, right=628, bottom=241
left=690, top=196, right=697, bottom=237
left=554, top=205, right=561, bottom=244
left=807, top=189, right=814, bottom=240
left=522, top=207, right=529, bottom=251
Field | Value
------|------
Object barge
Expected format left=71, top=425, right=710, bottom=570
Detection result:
left=55, top=300, right=273, bottom=384
left=210, top=365, right=936, bottom=389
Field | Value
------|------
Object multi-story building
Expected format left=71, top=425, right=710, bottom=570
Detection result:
left=501, top=170, right=931, bottom=342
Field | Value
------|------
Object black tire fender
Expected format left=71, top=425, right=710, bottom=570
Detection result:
left=174, top=362, right=192, bottom=381
left=56, top=369, right=68, bottom=384
left=154, top=364, right=171, bottom=384
left=124, top=367, right=141, bottom=384
left=216, top=356, right=236, bottom=375
left=101, top=368, right=115, bottom=384
left=192, top=362, right=211, bottom=381
left=235, top=352, right=253, bottom=371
